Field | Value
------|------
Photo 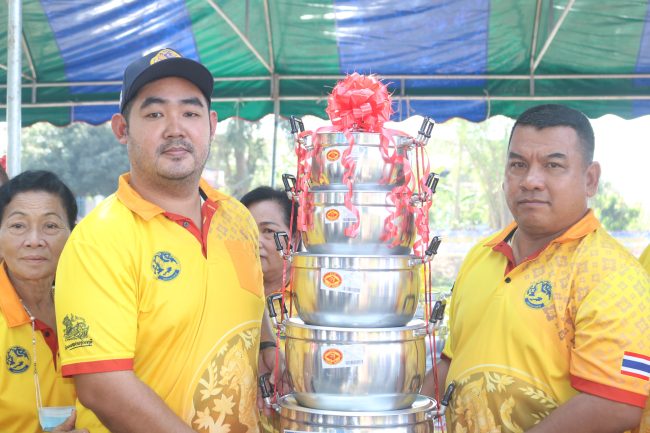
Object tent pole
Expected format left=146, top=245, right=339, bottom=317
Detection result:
left=270, top=74, right=279, bottom=188
left=6, top=0, right=22, bottom=177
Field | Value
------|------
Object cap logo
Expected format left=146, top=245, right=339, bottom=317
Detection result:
left=150, top=48, right=181, bottom=65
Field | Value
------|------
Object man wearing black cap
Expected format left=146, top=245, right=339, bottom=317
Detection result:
left=55, top=48, right=274, bottom=433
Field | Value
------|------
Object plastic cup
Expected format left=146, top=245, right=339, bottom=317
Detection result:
left=38, top=406, right=75, bottom=431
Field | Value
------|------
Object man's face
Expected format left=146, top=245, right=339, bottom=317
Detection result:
left=112, top=76, right=217, bottom=186
left=504, top=125, right=600, bottom=238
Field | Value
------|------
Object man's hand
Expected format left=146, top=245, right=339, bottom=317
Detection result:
left=51, top=409, right=89, bottom=433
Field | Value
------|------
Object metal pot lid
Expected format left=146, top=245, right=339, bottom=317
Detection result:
left=291, top=253, right=418, bottom=270
left=284, top=318, right=427, bottom=342
left=315, top=131, right=412, bottom=147
left=278, top=394, right=437, bottom=426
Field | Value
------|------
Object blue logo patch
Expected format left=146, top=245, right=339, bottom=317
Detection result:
left=152, top=251, right=181, bottom=281
left=524, top=280, right=553, bottom=309
left=6, top=346, right=30, bottom=373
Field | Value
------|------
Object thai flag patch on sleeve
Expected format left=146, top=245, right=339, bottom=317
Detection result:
left=621, top=352, right=650, bottom=381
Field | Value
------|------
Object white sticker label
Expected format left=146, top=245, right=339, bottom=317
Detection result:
left=320, top=268, right=362, bottom=294
left=349, top=145, right=362, bottom=159
left=321, top=344, right=365, bottom=369
left=323, top=206, right=357, bottom=224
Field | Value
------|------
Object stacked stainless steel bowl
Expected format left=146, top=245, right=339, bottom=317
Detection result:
left=267, top=118, right=447, bottom=432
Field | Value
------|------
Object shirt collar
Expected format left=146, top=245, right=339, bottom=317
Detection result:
left=115, top=173, right=227, bottom=220
left=0, top=263, right=31, bottom=328
left=485, top=209, right=600, bottom=248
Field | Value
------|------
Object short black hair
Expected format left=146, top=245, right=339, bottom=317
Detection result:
left=509, top=104, right=595, bottom=163
left=240, top=186, right=299, bottom=237
left=0, top=170, right=78, bottom=229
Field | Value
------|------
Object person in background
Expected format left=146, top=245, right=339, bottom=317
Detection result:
left=55, top=48, right=275, bottom=433
left=0, top=170, right=86, bottom=433
left=423, top=104, right=650, bottom=432
left=241, top=186, right=300, bottom=298
left=241, top=186, right=299, bottom=433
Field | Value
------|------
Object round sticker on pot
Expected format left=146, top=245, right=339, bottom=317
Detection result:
left=322, top=271, right=343, bottom=288
left=323, top=348, right=343, bottom=366
left=326, top=149, right=341, bottom=162
left=325, top=208, right=340, bottom=221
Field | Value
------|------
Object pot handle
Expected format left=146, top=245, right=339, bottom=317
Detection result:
left=266, top=293, right=288, bottom=330
left=258, top=373, right=280, bottom=412
left=290, top=115, right=312, bottom=151
left=409, top=236, right=442, bottom=266
left=428, top=381, right=456, bottom=419
left=274, top=231, right=293, bottom=261
left=289, top=115, right=305, bottom=135
left=414, top=117, right=435, bottom=148
left=282, top=173, right=299, bottom=201
left=410, top=172, right=440, bottom=208
left=429, top=299, right=447, bottom=327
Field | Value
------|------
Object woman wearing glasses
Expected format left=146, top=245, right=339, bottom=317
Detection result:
left=0, top=171, right=86, bottom=432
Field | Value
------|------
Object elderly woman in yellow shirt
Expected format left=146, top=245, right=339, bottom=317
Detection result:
left=0, top=170, right=86, bottom=433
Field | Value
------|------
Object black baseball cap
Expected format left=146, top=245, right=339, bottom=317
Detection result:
left=119, top=48, right=214, bottom=113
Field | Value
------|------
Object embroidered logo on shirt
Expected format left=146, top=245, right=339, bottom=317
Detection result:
left=621, top=352, right=650, bottom=380
left=524, top=280, right=553, bottom=309
left=62, top=314, right=93, bottom=350
left=152, top=251, right=181, bottom=281
left=6, top=346, right=30, bottom=373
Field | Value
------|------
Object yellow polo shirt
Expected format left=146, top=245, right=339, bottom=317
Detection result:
left=0, top=264, right=75, bottom=433
left=443, top=211, right=650, bottom=432
left=56, top=174, right=264, bottom=433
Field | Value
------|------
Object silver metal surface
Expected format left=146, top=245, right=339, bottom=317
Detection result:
left=310, top=132, right=413, bottom=190
left=302, top=190, right=414, bottom=255
left=284, top=319, right=427, bottom=411
left=278, top=394, right=438, bottom=432
left=290, top=254, right=420, bottom=327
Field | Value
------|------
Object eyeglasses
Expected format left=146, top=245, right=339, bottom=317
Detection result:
left=20, top=301, right=74, bottom=431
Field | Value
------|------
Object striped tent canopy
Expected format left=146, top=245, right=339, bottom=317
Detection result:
left=2, top=0, right=650, bottom=126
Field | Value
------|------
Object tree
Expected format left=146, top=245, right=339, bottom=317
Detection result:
left=427, top=117, right=512, bottom=231
left=591, top=181, right=641, bottom=231
left=21, top=123, right=129, bottom=196
left=207, top=118, right=266, bottom=198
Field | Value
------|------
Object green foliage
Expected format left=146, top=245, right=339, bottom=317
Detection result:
left=592, top=181, right=641, bottom=231
left=427, top=117, right=513, bottom=230
left=207, top=118, right=267, bottom=198
left=21, top=123, right=129, bottom=196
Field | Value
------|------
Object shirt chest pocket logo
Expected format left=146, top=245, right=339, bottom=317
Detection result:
left=152, top=251, right=181, bottom=281
left=524, top=280, right=553, bottom=309
left=224, top=240, right=263, bottom=297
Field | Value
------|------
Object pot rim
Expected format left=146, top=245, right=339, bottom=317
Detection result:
left=284, top=318, right=427, bottom=341
left=314, top=131, right=412, bottom=147
left=278, top=394, right=437, bottom=425
left=291, top=252, right=422, bottom=269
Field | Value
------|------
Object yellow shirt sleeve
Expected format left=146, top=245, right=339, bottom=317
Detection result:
left=640, top=244, right=650, bottom=275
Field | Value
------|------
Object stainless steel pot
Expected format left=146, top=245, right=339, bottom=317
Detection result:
left=290, top=253, right=422, bottom=327
left=284, top=319, right=427, bottom=411
left=310, top=132, right=414, bottom=190
left=302, top=190, right=414, bottom=255
left=277, top=394, right=439, bottom=433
